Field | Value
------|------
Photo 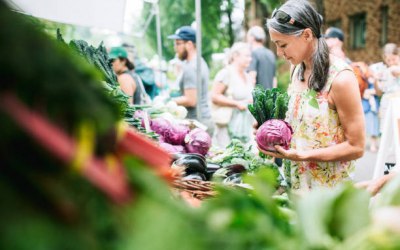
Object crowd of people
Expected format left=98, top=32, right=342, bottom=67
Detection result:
left=107, top=0, right=400, bottom=193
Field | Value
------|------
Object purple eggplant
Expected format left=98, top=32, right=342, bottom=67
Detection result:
left=172, top=154, right=207, bottom=174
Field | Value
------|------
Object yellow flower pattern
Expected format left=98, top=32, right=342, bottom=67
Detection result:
left=285, top=59, right=356, bottom=189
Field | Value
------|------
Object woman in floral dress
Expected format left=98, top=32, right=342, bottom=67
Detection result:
left=256, top=0, right=365, bottom=190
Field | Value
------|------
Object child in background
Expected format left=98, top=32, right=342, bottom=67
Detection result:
left=363, top=64, right=380, bottom=152
left=372, top=44, right=400, bottom=133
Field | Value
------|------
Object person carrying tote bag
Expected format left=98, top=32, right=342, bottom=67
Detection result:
left=211, top=67, right=234, bottom=126
left=211, top=43, right=254, bottom=148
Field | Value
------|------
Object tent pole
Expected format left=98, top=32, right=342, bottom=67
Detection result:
left=195, top=0, right=202, bottom=122
left=155, top=3, right=163, bottom=91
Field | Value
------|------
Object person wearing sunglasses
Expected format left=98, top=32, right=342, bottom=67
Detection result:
left=254, top=0, right=365, bottom=190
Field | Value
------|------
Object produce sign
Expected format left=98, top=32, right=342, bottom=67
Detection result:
left=248, top=85, right=293, bottom=152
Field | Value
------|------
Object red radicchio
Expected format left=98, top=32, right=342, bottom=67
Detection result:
left=185, top=128, right=211, bottom=156
left=150, top=118, right=171, bottom=137
left=256, top=119, right=293, bottom=152
left=164, top=124, right=190, bottom=146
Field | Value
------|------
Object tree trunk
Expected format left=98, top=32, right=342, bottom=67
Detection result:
left=226, top=0, right=235, bottom=47
left=313, top=0, right=325, bottom=22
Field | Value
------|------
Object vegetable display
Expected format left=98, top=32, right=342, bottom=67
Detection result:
left=248, top=85, right=293, bottom=152
left=6, top=4, right=400, bottom=250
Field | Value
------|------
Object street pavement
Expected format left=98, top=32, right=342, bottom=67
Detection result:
left=354, top=137, right=379, bottom=183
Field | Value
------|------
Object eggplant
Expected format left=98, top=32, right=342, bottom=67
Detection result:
left=226, top=164, right=246, bottom=176
left=171, top=153, right=206, bottom=162
left=205, top=163, right=222, bottom=181
left=182, top=172, right=206, bottom=181
left=172, top=154, right=207, bottom=174
left=171, top=152, right=187, bottom=162
left=207, top=163, right=222, bottom=171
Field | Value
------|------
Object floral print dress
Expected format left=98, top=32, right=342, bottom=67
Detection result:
left=285, top=59, right=356, bottom=190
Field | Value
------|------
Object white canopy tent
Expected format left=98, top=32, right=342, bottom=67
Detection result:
left=6, top=0, right=204, bottom=121
left=6, top=0, right=128, bottom=32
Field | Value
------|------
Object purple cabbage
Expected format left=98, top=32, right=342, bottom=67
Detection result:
left=256, top=119, right=293, bottom=152
left=185, top=128, right=211, bottom=156
left=164, top=124, right=190, bottom=146
left=150, top=118, right=171, bottom=137
left=159, top=143, right=186, bottom=153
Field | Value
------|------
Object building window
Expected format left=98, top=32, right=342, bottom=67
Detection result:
left=328, top=19, right=342, bottom=30
left=380, top=6, right=388, bottom=46
left=349, top=13, right=366, bottom=49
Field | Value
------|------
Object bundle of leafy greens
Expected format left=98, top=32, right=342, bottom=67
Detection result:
left=57, top=30, right=135, bottom=120
left=0, top=5, right=121, bottom=157
left=248, top=85, right=289, bottom=127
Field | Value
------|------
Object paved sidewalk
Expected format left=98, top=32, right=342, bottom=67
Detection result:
left=354, top=137, right=379, bottom=183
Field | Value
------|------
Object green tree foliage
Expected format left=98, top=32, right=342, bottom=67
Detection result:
left=141, top=0, right=241, bottom=64
left=259, top=0, right=281, bottom=12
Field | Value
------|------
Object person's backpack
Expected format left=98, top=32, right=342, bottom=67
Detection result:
left=134, top=59, right=156, bottom=99
left=349, top=62, right=370, bottom=98
left=132, top=73, right=152, bottom=105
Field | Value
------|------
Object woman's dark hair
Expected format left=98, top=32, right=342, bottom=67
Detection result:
left=119, top=57, right=135, bottom=70
left=267, top=0, right=329, bottom=92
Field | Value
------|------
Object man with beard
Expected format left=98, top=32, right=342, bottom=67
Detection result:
left=167, top=26, right=214, bottom=135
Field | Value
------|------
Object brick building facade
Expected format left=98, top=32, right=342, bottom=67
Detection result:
left=245, top=0, right=400, bottom=64
left=323, top=0, right=400, bottom=64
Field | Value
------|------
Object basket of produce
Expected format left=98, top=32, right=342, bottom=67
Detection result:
left=172, top=179, right=217, bottom=199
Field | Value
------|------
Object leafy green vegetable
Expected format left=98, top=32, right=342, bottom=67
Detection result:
left=210, top=139, right=245, bottom=164
left=372, top=173, right=400, bottom=211
left=283, top=159, right=292, bottom=189
left=297, top=185, right=371, bottom=249
left=248, top=86, right=289, bottom=127
left=265, top=99, right=274, bottom=120
left=57, top=29, right=133, bottom=120
left=273, top=94, right=289, bottom=120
